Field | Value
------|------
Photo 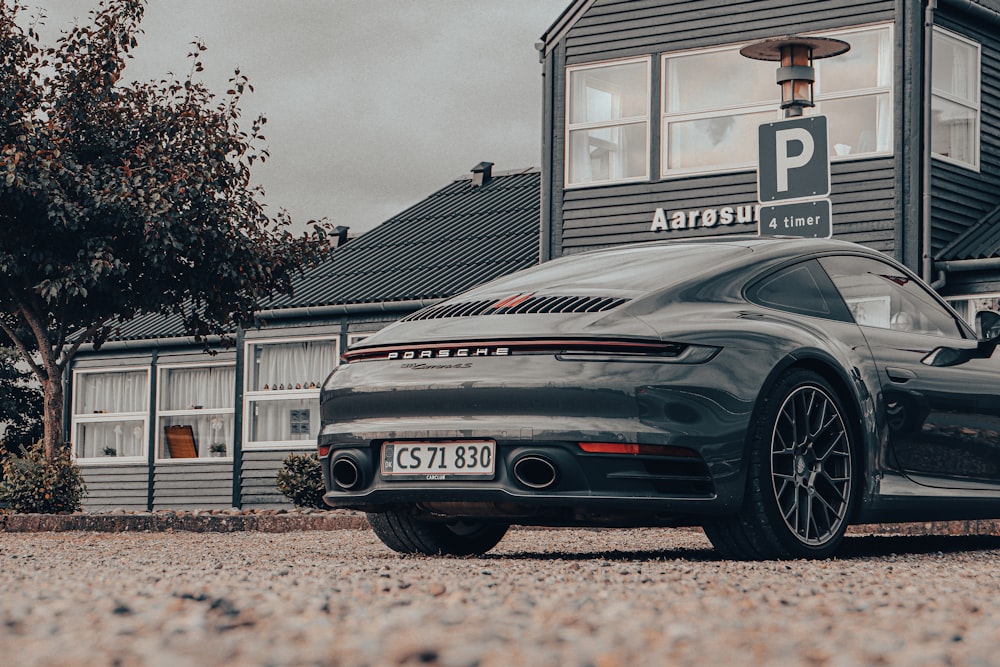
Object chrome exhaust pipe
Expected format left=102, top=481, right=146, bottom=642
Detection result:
left=331, top=456, right=363, bottom=490
left=512, top=455, right=558, bottom=490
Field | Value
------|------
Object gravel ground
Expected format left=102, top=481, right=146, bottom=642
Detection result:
left=2, top=527, right=999, bottom=667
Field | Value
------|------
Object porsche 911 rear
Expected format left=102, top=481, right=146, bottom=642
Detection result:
left=317, top=240, right=819, bottom=556
left=315, top=291, right=786, bottom=553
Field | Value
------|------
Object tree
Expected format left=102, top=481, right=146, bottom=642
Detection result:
left=0, top=345, right=43, bottom=456
left=0, top=1, right=331, bottom=459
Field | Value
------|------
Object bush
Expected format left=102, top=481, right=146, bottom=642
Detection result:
left=276, top=452, right=327, bottom=509
left=0, top=443, right=87, bottom=514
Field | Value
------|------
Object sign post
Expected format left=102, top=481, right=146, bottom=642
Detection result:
left=741, top=35, right=849, bottom=240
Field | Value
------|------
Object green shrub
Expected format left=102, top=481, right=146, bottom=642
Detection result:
left=276, top=452, right=327, bottom=509
left=0, top=443, right=87, bottom=514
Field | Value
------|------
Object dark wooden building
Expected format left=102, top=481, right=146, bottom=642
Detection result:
left=537, top=0, right=1000, bottom=319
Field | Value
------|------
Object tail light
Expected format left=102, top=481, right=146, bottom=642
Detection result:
left=577, top=442, right=699, bottom=458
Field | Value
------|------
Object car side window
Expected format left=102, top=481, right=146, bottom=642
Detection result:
left=747, top=260, right=853, bottom=321
left=818, top=255, right=965, bottom=338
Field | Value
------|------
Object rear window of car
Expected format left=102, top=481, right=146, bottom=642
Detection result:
left=747, top=260, right=853, bottom=321
left=471, top=244, right=752, bottom=294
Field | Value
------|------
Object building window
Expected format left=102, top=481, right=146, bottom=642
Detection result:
left=661, top=24, right=893, bottom=176
left=346, top=333, right=371, bottom=348
left=932, top=27, right=980, bottom=170
left=157, top=364, right=235, bottom=460
left=945, top=294, right=1000, bottom=327
left=813, top=25, right=894, bottom=159
left=565, top=57, right=650, bottom=186
left=244, top=337, right=338, bottom=448
left=72, top=368, right=149, bottom=462
left=662, top=45, right=778, bottom=174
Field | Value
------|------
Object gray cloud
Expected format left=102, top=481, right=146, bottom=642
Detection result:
left=28, top=0, right=566, bottom=234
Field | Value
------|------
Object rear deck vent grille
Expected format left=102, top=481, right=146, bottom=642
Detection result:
left=403, top=296, right=630, bottom=321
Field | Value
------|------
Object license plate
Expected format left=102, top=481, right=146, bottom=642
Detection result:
left=381, top=440, right=496, bottom=480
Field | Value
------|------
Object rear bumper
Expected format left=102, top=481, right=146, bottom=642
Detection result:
left=318, top=430, right=747, bottom=522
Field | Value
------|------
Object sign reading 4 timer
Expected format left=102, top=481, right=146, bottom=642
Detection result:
left=757, top=115, right=833, bottom=239
left=760, top=199, right=832, bottom=238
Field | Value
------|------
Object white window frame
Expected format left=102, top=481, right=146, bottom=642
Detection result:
left=931, top=26, right=981, bottom=171
left=243, top=335, right=339, bottom=450
left=155, top=361, right=236, bottom=463
left=661, top=23, right=894, bottom=178
left=564, top=56, right=651, bottom=188
left=71, top=366, right=150, bottom=465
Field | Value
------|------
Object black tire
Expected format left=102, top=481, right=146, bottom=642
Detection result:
left=703, top=369, right=858, bottom=560
left=366, top=510, right=509, bottom=556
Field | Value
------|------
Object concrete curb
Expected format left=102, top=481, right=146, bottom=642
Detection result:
left=0, top=511, right=369, bottom=533
left=1, top=511, right=999, bottom=536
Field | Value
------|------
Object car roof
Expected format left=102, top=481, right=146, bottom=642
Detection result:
left=450, top=236, right=894, bottom=304
left=573, top=235, right=883, bottom=260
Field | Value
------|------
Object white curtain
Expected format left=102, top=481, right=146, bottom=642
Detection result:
left=568, top=72, right=594, bottom=183
left=950, top=42, right=974, bottom=161
left=162, top=366, right=235, bottom=410
left=75, top=370, right=147, bottom=414
left=77, top=420, right=145, bottom=459
left=876, top=30, right=893, bottom=152
left=252, top=340, right=336, bottom=391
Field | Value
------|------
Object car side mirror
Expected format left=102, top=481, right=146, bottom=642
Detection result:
left=975, top=310, right=1000, bottom=341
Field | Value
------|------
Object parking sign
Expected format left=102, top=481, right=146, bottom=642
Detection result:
left=757, top=116, right=830, bottom=203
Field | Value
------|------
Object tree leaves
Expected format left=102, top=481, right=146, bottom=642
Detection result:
left=0, top=0, right=333, bottom=455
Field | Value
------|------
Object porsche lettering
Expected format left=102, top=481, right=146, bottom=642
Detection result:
left=387, top=347, right=510, bottom=360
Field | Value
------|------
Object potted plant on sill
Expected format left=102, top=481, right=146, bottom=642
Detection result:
left=102, top=446, right=117, bottom=457
left=208, top=443, right=227, bottom=458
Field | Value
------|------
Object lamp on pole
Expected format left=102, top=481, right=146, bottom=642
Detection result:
left=740, top=36, right=850, bottom=118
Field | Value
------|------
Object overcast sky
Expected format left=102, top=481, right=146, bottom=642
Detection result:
left=28, top=0, right=568, bottom=236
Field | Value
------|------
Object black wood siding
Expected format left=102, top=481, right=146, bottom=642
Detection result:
left=565, top=0, right=895, bottom=63
left=930, top=11, right=1000, bottom=255
left=561, top=158, right=896, bottom=253
left=241, top=450, right=312, bottom=509
left=81, top=464, right=148, bottom=512
left=152, top=462, right=234, bottom=510
left=548, top=0, right=900, bottom=258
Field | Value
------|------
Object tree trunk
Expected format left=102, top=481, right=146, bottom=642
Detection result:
left=41, top=372, right=65, bottom=460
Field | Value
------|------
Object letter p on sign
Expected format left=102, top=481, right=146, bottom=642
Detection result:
left=757, top=116, right=830, bottom=203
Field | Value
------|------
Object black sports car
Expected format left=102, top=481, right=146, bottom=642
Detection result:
left=318, top=237, right=1000, bottom=559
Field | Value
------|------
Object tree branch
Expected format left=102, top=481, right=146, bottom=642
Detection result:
left=16, top=293, right=58, bottom=378
left=0, top=316, right=45, bottom=381
left=60, top=321, right=106, bottom=368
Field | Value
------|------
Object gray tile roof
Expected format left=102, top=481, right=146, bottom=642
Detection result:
left=107, top=167, right=541, bottom=342
left=936, top=203, right=1000, bottom=262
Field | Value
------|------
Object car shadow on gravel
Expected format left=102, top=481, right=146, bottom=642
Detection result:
left=835, top=533, right=1000, bottom=559
left=487, top=534, right=1000, bottom=562
left=486, top=547, right=720, bottom=562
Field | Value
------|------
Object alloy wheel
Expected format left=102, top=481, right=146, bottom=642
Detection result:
left=769, top=384, right=852, bottom=546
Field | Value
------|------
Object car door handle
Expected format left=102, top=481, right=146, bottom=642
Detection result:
left=886, top=367, right=917, bottom=383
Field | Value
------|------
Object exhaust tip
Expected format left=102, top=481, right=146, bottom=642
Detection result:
left=512, top=455, right=558, bottom=490
left=331, top=456, right=363, bottom=490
